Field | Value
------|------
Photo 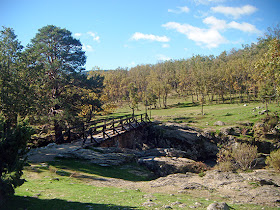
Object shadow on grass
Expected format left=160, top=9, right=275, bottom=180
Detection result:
left=172, top=116, right=197, bottom=123
left=48, top=159, right=155, bottom=182
left=3, top=195, right=137, bottom=210
left=167, top=102, right=199, bottom=109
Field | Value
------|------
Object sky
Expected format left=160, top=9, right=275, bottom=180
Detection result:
left=1, top=0, right=279, bottom=70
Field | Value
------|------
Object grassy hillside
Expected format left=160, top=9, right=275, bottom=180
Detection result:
left=112, top=99, right=279, bottom=130
left=4, top=160, right=278, bottom=210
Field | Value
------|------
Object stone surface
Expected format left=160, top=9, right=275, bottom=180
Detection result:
left=214, top=121, right=226, bottom=126
left=207, top=202, right=230, bottom=210
left=145, top=123, right=218, bottom=160
left=138, top=156, right=206, bottom=177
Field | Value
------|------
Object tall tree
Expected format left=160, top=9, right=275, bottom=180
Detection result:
left=0, top=27, right=33, bottom=204
left=26, top=25, right=86, bottom=143
left=0, top=27, right=33, bottom=123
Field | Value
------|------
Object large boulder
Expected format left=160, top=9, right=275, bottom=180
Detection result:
left=145, top=123, right=218, bottom=160
left=138, top=156, right=207, bottom=177
left=56, top=148, right=136, bottom=166
left=207, top=202, right=230, bottom=210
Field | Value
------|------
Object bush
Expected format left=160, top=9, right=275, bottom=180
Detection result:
left=0, top=115, right=33, bottom=205
left=265, top=149, right=280, bottom=171
left=216, top=143, right=258, bottom=171
left=216, top=146, right=235, bottom=172
left=232, top=143, right=258, bottom=171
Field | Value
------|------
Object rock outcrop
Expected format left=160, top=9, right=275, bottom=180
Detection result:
left=138, top=156, right=207, bottom=177
left=144, top=123, right=218, bottom=160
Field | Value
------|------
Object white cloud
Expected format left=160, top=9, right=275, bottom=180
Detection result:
left=228, top=21, right=261, bottom=33
left=131, top=32, right=170, bottom=42
left=203, top=16, right=227, bottom=30
left=168, top=6, right=190, bottom=14
left=87, top=31, right=100, bottom=43
left=162, top=44, right=170, bottom=48
left=156, top=54, right=171, bottom=61
left=74, top=33, right=82, bottom=37
left=82, top=44, right=94, bottom=52
left=211, top=5, right=258, bottom=19
left=203, top=16, right=261, bottom=34
left=162, top=22, right=228, bottom=48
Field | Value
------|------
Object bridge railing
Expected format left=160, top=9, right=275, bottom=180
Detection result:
left=56, top=113, right=150, bottom=144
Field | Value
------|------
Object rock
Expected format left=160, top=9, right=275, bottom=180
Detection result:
left=214, top=121, right=225, bottom=126
left=146, top=123, right=218, bottom=160
left=259, top=110, right=268, bottom=115
left=139, top=148, right=188, bottom=158
left=220, top=127, right=241, bottom=136
left=57, top=148, right=136, bottom=166
left=182, top=182, right=208, bottom=190
left=138, top=156, right=206, bottom=177
left=171, top=201, right=182, bottom=206
left=142, top=201, right=157, bottom=207
left=207, top=202, right=230, bottom=210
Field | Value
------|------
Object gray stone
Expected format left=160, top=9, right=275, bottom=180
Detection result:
left=207, top=202, right=230, bottom=210
left=214, top=121, right=226, bottom=126
left=57, top=148, right=136, bottom=166
left=138, top=156, right=204, bottom=177
left=147, top=123, right=218, bottom=161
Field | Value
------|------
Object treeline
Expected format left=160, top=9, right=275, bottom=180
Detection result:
left=95, top=26, right=279, bottom=110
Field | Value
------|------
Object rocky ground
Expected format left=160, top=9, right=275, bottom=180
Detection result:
left=27, top=141, right=280, bottom=208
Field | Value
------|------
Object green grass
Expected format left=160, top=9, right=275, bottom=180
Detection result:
left=3, top=159, right=279, bottom=210
left=113, top=100, right=279, bottom=130
left=49, top=159, right=154, bottom=181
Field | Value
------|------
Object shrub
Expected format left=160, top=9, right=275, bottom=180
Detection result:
left=0, top=115, right=33, bottom=205
left=216, top=147, right=235, bottom=172
left=232, top=143, right=258, bottom=171
left=216, top=143, right=258, bottom=171
left=265, top=149, right=280, bottom=171
left=216, top=161, right=235, bottom=172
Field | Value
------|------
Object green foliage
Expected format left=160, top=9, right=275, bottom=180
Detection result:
left=0, top=115, right=33, bottom=204
left=265, top=149, right=280, bottom=171
left=0, top=27, right=36, bottom=123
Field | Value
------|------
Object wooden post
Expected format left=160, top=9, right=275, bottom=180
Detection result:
left=112, top=117, right=115, bottom=134
left=103, top=120, right=106, bottom=139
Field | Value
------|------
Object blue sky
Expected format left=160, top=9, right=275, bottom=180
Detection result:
left=1, top=0, right=279, bottom=70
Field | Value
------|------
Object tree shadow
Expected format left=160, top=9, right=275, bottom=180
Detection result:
left=3, top=195, right=138, bottom=210
left=172, top=116, right=197, bottom=124
left=48, top=160, right=155, bottom=182
left=167, top=102, right=199, bottom=109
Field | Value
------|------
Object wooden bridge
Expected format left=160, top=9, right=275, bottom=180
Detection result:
left=58, top=113, right=151, bottom=148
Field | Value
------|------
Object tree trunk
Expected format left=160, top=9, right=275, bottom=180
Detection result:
left=54, top=120, right=63, bottom=144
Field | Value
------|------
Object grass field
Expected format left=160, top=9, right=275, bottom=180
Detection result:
left=4, top=159, right=278, bottom=210
left=112, top=98, right=279, bottom=130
